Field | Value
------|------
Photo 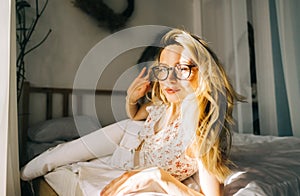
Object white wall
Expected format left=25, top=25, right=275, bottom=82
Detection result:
left=24, top=0, right=196, bottom=126
left=26, top=0, right=195, bottom=88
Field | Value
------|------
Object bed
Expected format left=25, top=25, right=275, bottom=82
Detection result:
left=19, top=82, right=300, bottom=196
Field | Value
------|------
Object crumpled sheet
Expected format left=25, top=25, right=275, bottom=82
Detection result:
left=43, top=133, right=300, bottom=196
left=224, top=134, right=300, bottom=196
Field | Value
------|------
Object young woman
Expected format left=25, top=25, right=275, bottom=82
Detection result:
left=21, top=28, right=242, bottom=196
left=101, top=28, right=243, bottom=195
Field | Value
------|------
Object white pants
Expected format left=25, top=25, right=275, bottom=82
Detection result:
left=20, top=119, right=144, bottom=181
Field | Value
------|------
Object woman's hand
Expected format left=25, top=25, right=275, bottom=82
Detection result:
left=100, top=167, right=204, bottom=196
left=100, top=170, right=140, bottom=196
left=125, top=67, right=152, bottom=120
left=100, top=168, right=165, bottom=196
left=101, top=168, right=166, bottom=196
left=126, top=67, right=151, bottom=104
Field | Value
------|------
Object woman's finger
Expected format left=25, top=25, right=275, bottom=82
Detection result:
left=137, top=67, right=147, bottom=78
left=143, top=68, right=151, bottom=80
left=100, top=171, right=140, bottom=195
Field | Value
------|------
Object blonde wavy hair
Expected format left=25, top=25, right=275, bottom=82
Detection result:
left=150, top=29, right=244, bottom=183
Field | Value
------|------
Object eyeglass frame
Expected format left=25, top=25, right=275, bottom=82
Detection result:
left=151, top=63, right=197, bottom=81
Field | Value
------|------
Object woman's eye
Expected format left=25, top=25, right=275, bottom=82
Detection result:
left=178, top=67, right=189, bottom=72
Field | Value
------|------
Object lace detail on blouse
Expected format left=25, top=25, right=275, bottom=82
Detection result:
left=138, top=104, right=198, bottom=181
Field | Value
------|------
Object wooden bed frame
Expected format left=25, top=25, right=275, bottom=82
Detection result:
left=19, top=81, right=126, bottom=196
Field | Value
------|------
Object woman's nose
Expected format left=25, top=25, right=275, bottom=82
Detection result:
left=166, top=68, right=177, bottom=82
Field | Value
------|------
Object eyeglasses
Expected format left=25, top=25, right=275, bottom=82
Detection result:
left=151, top=64, right=197, bottom=81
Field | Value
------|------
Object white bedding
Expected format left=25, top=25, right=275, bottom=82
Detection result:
left=41, top=133, right=300, bottom=196
left=226, top=135, right=300, bottom=195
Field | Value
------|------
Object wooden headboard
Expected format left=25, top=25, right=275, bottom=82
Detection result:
left=19, top=81, right=126, bottom=166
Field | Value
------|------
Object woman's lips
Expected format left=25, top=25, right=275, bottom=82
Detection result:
left=165, top=88, right=180, bottom=94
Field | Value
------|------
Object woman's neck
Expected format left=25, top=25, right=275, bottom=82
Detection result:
left=155, top=103, right=181, bottom=133
left=166, top=103, right=181, bottom=121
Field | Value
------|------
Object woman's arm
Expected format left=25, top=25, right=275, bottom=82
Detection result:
left=197, top=160, right=224, bottom=196
left=126, top=99, right=152, bottom=121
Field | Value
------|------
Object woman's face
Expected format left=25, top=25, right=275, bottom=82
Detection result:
left=158, top=45, right=199, bottom=103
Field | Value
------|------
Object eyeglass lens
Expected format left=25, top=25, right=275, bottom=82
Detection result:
left=152, top=64, right=193, bottom=81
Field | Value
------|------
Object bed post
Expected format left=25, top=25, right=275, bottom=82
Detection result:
left=20, top=81, right=30, bottom=167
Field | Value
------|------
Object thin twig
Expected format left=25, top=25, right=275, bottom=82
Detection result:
left=16, top=0, right=50, bottom=102
left=25, top=29, right=51, bottom=55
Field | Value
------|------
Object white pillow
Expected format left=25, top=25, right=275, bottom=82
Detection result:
left=28, top=115, right=101, bottom=142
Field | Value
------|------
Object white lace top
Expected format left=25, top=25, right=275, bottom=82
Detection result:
left=138, top=104, right=198, bottom=181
